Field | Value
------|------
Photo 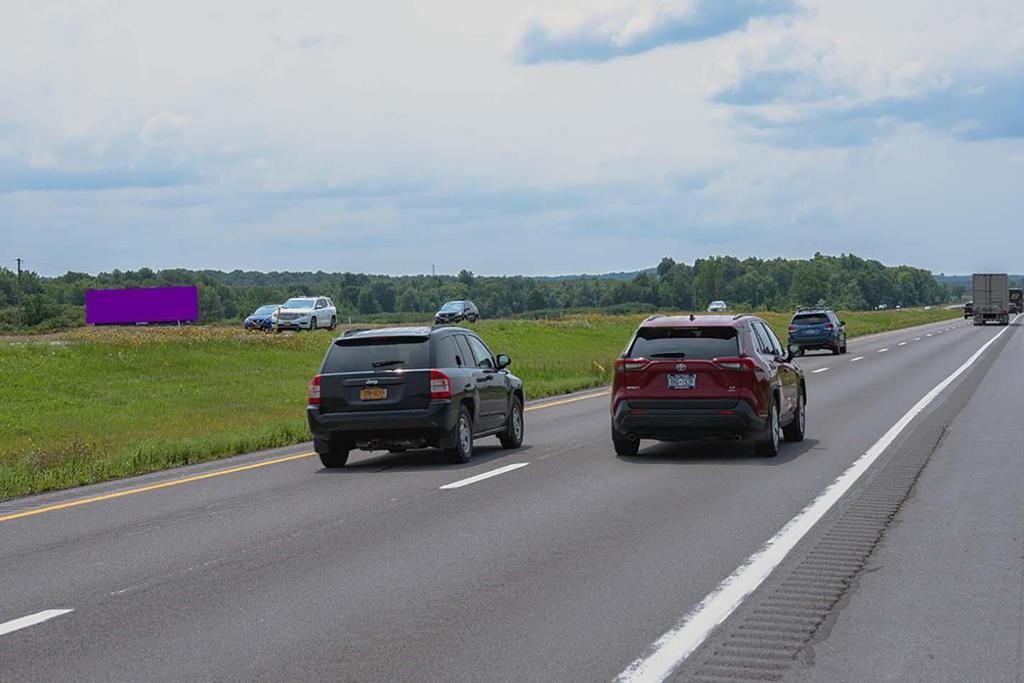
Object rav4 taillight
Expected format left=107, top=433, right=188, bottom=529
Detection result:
left=308, top=375, right=321, bottom=405
left=615, top=358, right=650, bottom=372
left=713, top=357, right=759, bottom=371
left=430, top=369, right=452, bottom=399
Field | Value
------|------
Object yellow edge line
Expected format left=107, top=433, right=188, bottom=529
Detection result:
left=525, top=390, right=609, bottom=412
left=0, top=451, right=317, bottom=523
left=3, top=389, right=611, bottom=523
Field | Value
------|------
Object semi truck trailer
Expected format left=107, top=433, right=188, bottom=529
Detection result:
left=972, top=273, right=1009, bottom=326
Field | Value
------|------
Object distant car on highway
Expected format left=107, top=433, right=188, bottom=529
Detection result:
left=308, top=326, right=523, bottom=466
left=273, top=297, right=337, bottom=331
left=787, top=309, right=847, bottom=356
left=707, top=300, right=728, bottom=312
left=610, top=314, right=805, bottom=458
left=964, top=301, right=973, bottom=318
left=244, top=304, right=278, bottom=331
left=434, top=300, right=480, bottom=325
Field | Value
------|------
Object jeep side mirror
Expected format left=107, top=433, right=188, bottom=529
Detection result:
left=496, top=353, right=511, bottom=369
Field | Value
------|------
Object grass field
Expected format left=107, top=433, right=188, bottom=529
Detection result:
left=0, top=307, right=961, bottom=499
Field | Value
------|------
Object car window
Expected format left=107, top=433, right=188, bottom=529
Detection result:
left=315, top=299, right=325, bottom=309
left=465, top=335, right=494, bottom=369
left=323, top=337, right=430, bottom=373
left=453, top=335, right=474, bottom=367
left=432, top=336, right=461, bottom=369
left=792, top=313, right=830, bottom=325
left=629, top=326, right=738, bottom=360
left=761, top=323, right=785, bottom=356
left=751, top=323, right=773, bottom=355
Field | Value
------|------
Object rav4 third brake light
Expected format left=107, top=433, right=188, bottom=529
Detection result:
left=308, top=375, right=321, bottom=405
left=430, top=369, right=452, bottom=399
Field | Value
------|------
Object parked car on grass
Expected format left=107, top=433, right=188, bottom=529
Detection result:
left=273, top=297, right=337, bottom=331
left=434, top=300, right=480, bottom=325
left=244, top=304, right=279, bottom=330
left=308, top=326, right=524, bottom=467
left=610, top=314, right=805, bottom=458
left=787, top=309, right=847, bottom=355
left=707, top=300, right=728, bottom=312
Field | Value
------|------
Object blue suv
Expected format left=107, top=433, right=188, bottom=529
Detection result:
left=787, top=309, right=847, bottom=355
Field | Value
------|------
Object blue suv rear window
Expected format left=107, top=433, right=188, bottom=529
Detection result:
left=792, top=313, right=830, bottom=325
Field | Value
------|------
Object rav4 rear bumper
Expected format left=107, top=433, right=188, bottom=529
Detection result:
left=612, top=399, right=768, bottom=441
left=307, top=401, right=459, bottom=451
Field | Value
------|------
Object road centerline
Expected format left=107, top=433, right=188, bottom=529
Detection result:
left=850, top=356, right=864, bottom=362
left=439, top=463, right=529, bottom=490
left=0, top=609, right=73, bottom=637
left=811, top=368, right=829, bottom=374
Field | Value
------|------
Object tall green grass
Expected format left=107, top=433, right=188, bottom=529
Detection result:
left=0, top=308, right=960, bottom=499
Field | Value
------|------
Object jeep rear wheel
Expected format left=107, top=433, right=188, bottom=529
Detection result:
left=445, top=407, right=474, bottom=464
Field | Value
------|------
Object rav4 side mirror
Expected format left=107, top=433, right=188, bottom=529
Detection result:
left=496, top=353, right=511, bottom=369
left=786, top=344, right=800, bottom=362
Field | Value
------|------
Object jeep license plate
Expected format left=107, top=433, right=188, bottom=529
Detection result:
left=667, top=373, right=696, bottom=390
left=360, top=387, right=388, bottom=401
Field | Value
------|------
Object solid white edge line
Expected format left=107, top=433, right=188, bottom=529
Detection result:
left=811, top=368, right=829, bottom=374
left=850, top=356, right=864, bottom=362
left=615, top=318, right=1017, bottom=683
left=0, top=609, right=73, bottom=637
left=439, top=463, right=529, bottom=490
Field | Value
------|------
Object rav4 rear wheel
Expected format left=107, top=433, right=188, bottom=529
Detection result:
left=783, top=391, right=805, bottom=443
left=613, top=427, right=640, bottom=457
left=756, top=400, right=781, bottom=457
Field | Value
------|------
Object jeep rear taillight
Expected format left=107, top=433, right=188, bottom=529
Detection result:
left=713, top=357, right=759, bottom=371
left=308, top=375, right=321, bottom=405
left=430, top=369, right=452, bottom=399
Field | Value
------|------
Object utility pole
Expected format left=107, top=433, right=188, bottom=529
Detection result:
left=15, top=257, right=22, bottom=331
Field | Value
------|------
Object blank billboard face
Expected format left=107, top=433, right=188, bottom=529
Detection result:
left=86, top=286, right=199, bottom=324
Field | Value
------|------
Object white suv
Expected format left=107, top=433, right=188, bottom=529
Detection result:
left=707, top=300, right=728, bottom=312
left=273, top=297, right=337, bottom=330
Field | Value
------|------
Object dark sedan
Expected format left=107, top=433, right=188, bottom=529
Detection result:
left=244, top=304, right=279, bottom=330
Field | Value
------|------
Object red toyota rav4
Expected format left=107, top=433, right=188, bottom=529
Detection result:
left=611, top=314, right=806, bottom=457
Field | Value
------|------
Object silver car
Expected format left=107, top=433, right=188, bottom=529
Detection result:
left=273, top=297, right=337, bottom=330
left=707, top=300, right=728, bottom=312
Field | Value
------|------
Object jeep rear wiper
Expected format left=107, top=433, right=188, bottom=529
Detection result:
left=372, top=359, right=406, bottom=368
left=650, top=352, right=687, bottom=358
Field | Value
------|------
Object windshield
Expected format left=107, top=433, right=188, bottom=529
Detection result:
left=323, top=337, right=430, bottom=373
left=252, top=305, right=277, bottom=316
left=440, top=301, right=464, bottom=312
left=793, top=313, right=830, bottom=325
left=282, top=299, right=315, bottom=309
left=628, top=327, right=739, bottom=360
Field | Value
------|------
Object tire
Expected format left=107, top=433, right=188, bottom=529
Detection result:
left=755, top=399, right=781, bottom=457
left=318, top=446, right=350, bottom=468
left=309, top=317, right=317, bottom=331
left=831, top=344, right=840, bottom=355
left=782, top=390, right=805, bottom=443
left=498, top=397, right=524, bottom=449
left=329, top=316, right=337, bottom=330
left=445, top=406, right=474, bottom=464
left=613, top=436, right=640, bottom=457
left=840, top=339, right=848, bottom=354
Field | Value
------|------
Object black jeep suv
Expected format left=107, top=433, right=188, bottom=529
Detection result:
left=308, top=326, right=524, bottom=467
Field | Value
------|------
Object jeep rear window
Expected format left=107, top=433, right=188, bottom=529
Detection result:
left=323, top=337, right=430, bottom=373
left=792, top=313, right=830, bottom=324
left=628, top=327, right=739, bottom=360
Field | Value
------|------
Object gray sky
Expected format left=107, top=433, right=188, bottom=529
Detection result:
left=1, top=0, right=1023, bottom=276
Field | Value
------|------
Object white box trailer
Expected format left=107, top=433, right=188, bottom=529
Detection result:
left=972, top=273, right=1009, bottom=326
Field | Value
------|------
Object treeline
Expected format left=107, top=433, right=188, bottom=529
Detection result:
left=0, top=253, right=952, bottom=331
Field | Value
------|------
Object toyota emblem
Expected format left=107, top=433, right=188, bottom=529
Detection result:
left=675, top=363, right=687, bottom=371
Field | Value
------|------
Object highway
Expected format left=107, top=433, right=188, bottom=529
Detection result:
left=0, top=315, right=1019, bottom=682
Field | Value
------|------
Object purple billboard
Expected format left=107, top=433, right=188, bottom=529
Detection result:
left=86, top=286, right=199, bottom=325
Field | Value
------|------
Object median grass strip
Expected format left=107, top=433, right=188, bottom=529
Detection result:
left=0, top=308, right=961, bottom=500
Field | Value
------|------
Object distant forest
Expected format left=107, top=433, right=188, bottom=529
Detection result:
left=0, top=253, right=956, bottom=331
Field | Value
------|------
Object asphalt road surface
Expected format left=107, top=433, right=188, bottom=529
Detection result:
left=1, top=315, right=1018, bottom=682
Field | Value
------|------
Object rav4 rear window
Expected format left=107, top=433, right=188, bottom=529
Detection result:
left=628, top=327, right=739, bottom=360
left=323, top=337, right=430, bottom=373
left=792, top=313, right=830, bottom=324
